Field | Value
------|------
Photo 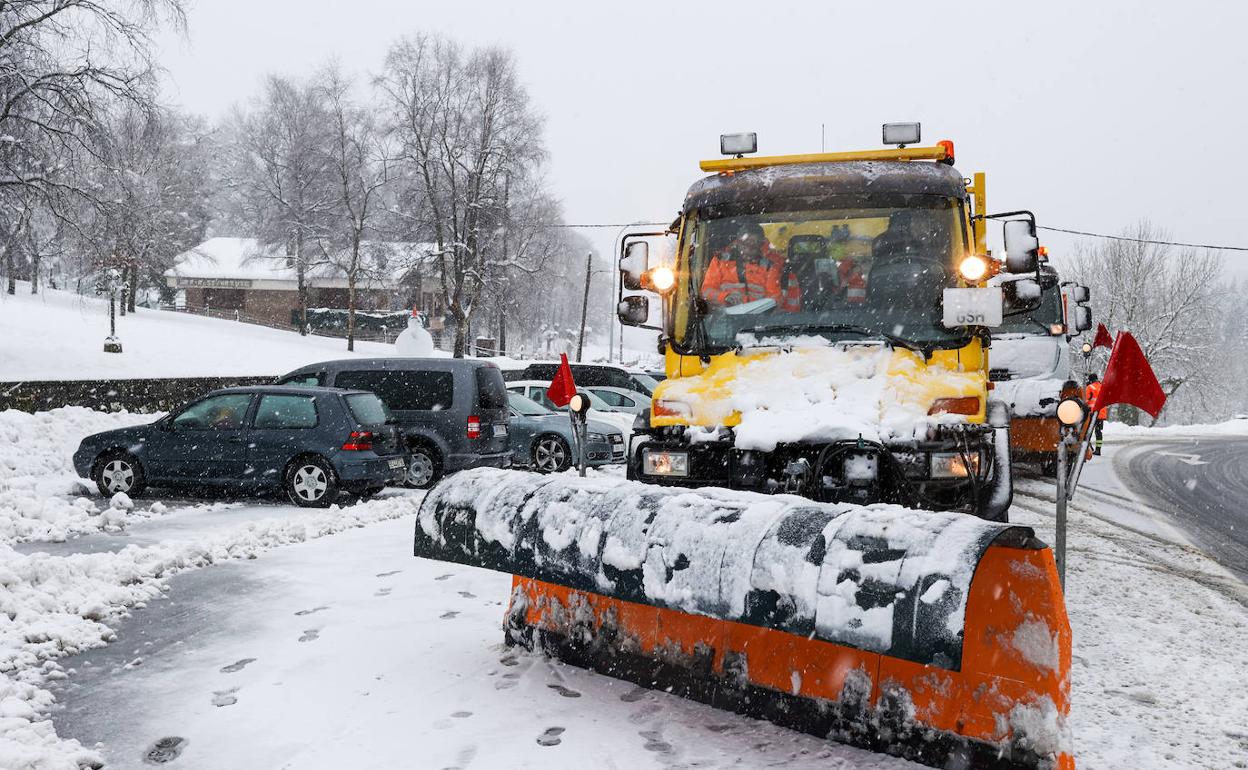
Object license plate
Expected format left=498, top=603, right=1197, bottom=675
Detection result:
left=388, top=458, right=405, bottom=470
left=643, top=450, right=688, bottom=477
left=493, top=424, right=508, bottom=437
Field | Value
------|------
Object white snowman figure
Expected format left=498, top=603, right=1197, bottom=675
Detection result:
left=395, top=308, right=435, bottom=357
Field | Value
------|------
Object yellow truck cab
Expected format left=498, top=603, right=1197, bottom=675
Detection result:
left=616, top=125, right=1051, bottom=521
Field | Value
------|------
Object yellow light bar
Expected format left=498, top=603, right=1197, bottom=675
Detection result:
left=699, top=145, right=950, bottom=173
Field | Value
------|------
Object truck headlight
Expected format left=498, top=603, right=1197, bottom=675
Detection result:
left=643, top=450, right=689, bottom=477
left=931, top=452, right=981, bottom=479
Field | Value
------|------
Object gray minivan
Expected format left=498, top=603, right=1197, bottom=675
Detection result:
left=277, top=358, right=511, bottom=488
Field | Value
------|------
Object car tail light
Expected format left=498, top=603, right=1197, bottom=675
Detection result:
left=342, top=431, right=374, bottom=451
left=467, top=416, right=481, bottom=439
left=929, top=397, right=981, bottom=416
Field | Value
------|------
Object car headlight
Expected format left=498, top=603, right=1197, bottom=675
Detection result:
left=930, top=452, right=981, bottom=479
left=587, top=432, right=607, bottom=443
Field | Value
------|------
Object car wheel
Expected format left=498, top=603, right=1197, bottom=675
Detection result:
left=532, top=435, right=572, bottom=474
left=405, top=445, right=443, bottom=489
left=93, top=451, right=146, bottom=498
left=285, top=457, right=339, bottom=508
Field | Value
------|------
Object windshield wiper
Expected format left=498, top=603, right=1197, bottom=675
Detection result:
left=740, top=323, right=926, bottom=352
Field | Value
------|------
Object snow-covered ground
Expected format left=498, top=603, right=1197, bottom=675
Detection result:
left=1, top=407, right=1245, bottom=769
left=0, top=283, right=403, bottom=381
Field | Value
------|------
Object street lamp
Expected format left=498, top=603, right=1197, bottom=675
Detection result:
left=103, top=268, right=123, bottom=354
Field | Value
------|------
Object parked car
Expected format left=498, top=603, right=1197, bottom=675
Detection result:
left=646, top=370, right=667, bottom=383
left=506, top=392, right=625, bottom=472
left=276, top=358, right=510, bottom=489
left=502, top=362, right=659, bottom=396
left=505, top=380, right=636, bottom=435
left=72, top=386, right=405, bottom=507
left=584, top=386, right=651, bottom=416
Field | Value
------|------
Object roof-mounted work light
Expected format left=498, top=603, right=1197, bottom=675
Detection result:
left=720, top=132, right=758, bottom=156
left=883, top=122, right=921, bottom=147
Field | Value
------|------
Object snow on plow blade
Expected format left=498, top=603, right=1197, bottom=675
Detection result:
left=414, top=468, right=1073, bottom=770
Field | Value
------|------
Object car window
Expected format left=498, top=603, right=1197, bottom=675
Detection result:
left=593, top=389, right=624, bottom=407
left=508, top=391, right=552, bottom=416
left=277, top=372, right=324, bottom=387
left=253, top=394, right=318, bottom=429
left=528, top=387, right=562, bottom=411
left=336, top=370, right=454, bottom=411
left=475, top=367, right=508, bottom=410
left=344, top=393, right=392, bottom=425
left=172, top=394, right=253, bottom=430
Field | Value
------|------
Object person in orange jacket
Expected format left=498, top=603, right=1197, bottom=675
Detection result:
left=701, top=222, right=801, bottom=311
left=1085, top=373, right=1108, bottom=455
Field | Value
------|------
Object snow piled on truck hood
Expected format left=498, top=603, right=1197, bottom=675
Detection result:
left=655, top=341, right=982, bottom=451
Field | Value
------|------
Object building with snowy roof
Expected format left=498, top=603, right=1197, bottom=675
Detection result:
left=164, top=237, right=446, bottom=330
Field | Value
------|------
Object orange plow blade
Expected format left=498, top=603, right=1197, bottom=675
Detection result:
left=415, top=469, right=1073, bottom=769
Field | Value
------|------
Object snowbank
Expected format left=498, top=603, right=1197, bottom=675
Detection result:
left=656, top=341, right=979, bottom=451
left=1103, top=418, right=1248, bottom=438
left=0, top=408, right=157, bottom=543
left=0, top=493, right=421, bottom=769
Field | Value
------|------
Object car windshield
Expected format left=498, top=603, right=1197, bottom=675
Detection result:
left=508, top=391, right=553, bottom=416
left=995, top=280, right=1064, bottom=334
left=673, top=197, right=968, bottom=351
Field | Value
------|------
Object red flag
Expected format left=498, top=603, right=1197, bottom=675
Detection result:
left=1093, top=323, right=1114, bottom=349
left=1092, top=332, right=1166, bottom=418
left=545, top=353, right=577, bottom=408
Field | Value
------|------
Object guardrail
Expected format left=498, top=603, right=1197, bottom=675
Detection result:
left=0, top=376, right=276, bottom=413
left=156, top=303, right=457, bottom=348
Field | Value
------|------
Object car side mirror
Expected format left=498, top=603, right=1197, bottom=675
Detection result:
left=617, top=296, right=650, bottom=326
left=1003, top=220, right=1040, bottom=273
left=1073, top=305, right=1092, bottom=332
left=620, top=241, right=649, bottom=291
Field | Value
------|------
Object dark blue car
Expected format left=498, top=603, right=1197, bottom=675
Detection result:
left=72, top=386, right=406, bottom=507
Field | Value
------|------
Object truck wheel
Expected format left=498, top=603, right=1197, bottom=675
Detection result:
left=285, top=457, right=339, bottom=508
left=532, top=435, right=572, bottom=473
left=405, top=445, right=443, bottom=489
left=93, top=451, right=146, bottom=498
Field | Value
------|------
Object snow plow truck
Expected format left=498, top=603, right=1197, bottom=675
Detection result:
left=412, top=126, right=1074, bottom=770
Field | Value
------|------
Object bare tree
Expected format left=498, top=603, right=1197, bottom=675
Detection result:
left=379, top=34, right=545, bottom=357
left=1065, top=220, right=1225, bottom=424
left=223, top=75, right=336, bottom=334
left=314, top=65, right=393, bottom=351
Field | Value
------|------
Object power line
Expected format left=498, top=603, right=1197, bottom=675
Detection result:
left=1036, top=226, right=1248, bottom=252
left=552, top=221, right=1248, bottom=252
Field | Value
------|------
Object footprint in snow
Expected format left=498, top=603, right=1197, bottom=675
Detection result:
left=434, top=573, right=454, bottom=581
left=499, top=655, right=519, bottom=667
left=627, top=703, right=664, bottom=724
left=458, top=590, right=477, bottom=599
left=212, top=688, right=239, bottom=707
left=219, top=658, right=256, bottom=674
left=377, top=570, right=402, bottom=577
left=299, top=629, right=320, bottom=643
left=143, top=736, right=187, bottom=764
left=537, top=727, right=565, bottom=747
left=547, top=684, right=581, bottom=698
left=375, top=588, right=392, bottom=597
left=495, top=679, right=518, bottom=691
left=705, top=724, right=735, bottom=733
left=294, top=606, right=329, bottom=616
left=639, top=730, right=673, bottom=753
left=619, top=685, right=649, bottom=702
left=451, top=711, right=472, bottom=718
left=440, top=611, right=459, bottom=619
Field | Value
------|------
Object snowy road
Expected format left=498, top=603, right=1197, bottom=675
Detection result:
left=42, top=501, right=917, bottom=770
left=1115, top=437, right=1248, bottom=581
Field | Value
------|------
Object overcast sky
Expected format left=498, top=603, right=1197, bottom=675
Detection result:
left=157, top=0, right=1248, bottom=272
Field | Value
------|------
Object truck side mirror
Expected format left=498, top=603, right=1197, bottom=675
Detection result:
left=620, top=241, right=649, bottom=291
left=617, top=296, right=650, bottom=326
left=1073, top=305, right=1092, bottom=332
left=1003, top=220, right=1039, bottom=273
left=1070, top=284, right=1090, bottom=304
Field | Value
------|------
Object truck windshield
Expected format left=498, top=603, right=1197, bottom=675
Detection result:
left=995, top=281, right=1063, bottom=334
left=673, top=197, right=968, bottom=351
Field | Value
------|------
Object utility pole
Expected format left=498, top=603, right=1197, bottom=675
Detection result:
left=576, top=251, right=593, bottom=362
